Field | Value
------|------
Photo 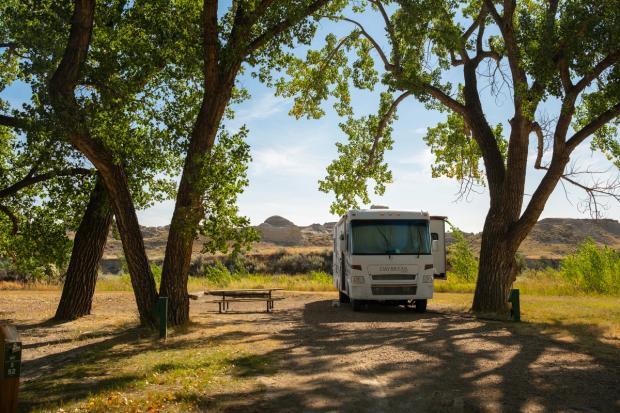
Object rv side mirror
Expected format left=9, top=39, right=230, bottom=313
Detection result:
left=432, top=239, right=438, bottom=252
left=340, top=234, right=345, bottom=241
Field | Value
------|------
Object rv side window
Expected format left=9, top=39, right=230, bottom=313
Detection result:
left=431, top=233, right=439, bottom=241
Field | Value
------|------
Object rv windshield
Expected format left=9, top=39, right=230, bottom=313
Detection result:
left=351, top=219, right=431, bottom=255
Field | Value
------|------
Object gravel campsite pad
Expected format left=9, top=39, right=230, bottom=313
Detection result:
left=2, top=290, right=619, bottom=412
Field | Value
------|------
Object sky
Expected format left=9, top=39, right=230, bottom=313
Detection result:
left=3, top=6, right=619, bottom=233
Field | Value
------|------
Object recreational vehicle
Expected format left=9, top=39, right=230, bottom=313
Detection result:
left=333, top=208, right=447, bottom=312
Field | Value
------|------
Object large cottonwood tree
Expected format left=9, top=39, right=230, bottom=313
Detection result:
left=278, top=0, right=620, bottom=314
left=0, top=0, right=186, bottom=324
left=159, top=0, right=346, bottom=325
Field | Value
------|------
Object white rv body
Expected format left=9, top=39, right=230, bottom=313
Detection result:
left=333, top=209, right=447, bottom=311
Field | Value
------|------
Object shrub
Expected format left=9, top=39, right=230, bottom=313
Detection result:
left=447, top=226, right=478, bottom=282
left=203, top=261, right=239, bottom=287
left=560, top=238, right=620, bottom=294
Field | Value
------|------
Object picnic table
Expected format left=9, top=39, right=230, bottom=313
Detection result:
left=202, top=288, right=285, bottom=313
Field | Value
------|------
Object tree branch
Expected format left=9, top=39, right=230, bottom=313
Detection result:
left=422, top=83, right=469, bottom=119
left=477, top=50, right=502, bottom=63
left=317, top=15, right=393, bottom=71
left=462, top=10, right=486, bottom=43
left=318, top=32, right=358, bottom=73
left=246, top=0, right=331, bottom=55
left=0, top=114, right=28, bottom=130
left=483, top=0, right=527, bottom=106
left=369, top=0, right=401, bottom=67
left=572, top=50, right=620, bottom=94
left=532, top=121, right=545, bottom=169
left=0, top=204, right=18, bottom=235
left=366, top=91, right=411, bottom=167
left=566, top=101, right=620, bottom=152
left=0, top=168, right=93, bottom=199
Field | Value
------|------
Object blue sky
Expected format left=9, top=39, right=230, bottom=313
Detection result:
left=4, top=7, right=619, bottom=233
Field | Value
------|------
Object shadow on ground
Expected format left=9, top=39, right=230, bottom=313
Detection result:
left=17, top=297, right=620, bottom=412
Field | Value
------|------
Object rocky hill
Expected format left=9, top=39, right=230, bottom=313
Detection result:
left=101, top=216, right=619, bottom=273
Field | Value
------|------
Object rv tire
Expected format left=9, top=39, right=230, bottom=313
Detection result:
left=415, top=299, right=427, bottom=313
left=351, top=299, right=363, bottom=312
left=339, top=291, right=350, bottom=303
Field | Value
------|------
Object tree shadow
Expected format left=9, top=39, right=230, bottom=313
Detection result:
left=16, top=296, right=620, bottom=413
left=226, top=299, right=620, bottom=412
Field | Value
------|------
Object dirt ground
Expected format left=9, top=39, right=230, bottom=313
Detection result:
left=1, top=290, right=619, bottom=412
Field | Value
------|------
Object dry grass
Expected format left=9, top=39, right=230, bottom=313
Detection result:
left=95, top=272, right=335, bottom=293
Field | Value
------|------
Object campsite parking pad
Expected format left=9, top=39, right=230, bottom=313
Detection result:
left=3, top=290, right=620, bottom=412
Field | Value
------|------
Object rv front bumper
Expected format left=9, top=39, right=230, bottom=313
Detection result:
left=348, top=280, right=433, bottom=300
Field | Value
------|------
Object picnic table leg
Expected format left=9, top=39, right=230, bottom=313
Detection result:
left=218, top=302, right=222, bottom=314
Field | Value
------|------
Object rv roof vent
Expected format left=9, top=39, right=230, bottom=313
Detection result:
left=370, top=205, right=389, bottom=210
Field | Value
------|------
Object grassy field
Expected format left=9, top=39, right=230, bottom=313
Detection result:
left=6, top=270, right=619, bottom=347
left=94, top=271, right=335, bottom=293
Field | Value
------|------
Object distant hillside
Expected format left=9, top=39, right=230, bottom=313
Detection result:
left=101, top=216, right=620, bottom=273
left=450, top=218, right=620, bottom=260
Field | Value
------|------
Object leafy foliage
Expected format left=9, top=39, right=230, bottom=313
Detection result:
left=199, top=127, right=259, bottom=256
left=446, top=225, right=478, bottom=282
left=277, top=0, right=620, bottom=216
left=318, top=94, right=395, bottom=214
left=561, top=238, right=620, bottom=294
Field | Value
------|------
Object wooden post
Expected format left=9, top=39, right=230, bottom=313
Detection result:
left=509, top=289, right=521, bottom=322
left=158, top=297, right=168, bottom=339
left=0, top=324, right=21, bottom=413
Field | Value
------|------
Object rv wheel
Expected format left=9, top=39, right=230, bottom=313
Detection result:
left=415, top=299, right=427, bottom=313
left=339, top=291, right=350, bottom=303
left=351, top=299, right=363, bottom=312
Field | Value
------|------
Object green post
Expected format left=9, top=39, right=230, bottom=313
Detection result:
left=509, top=289, right=520, bottom=322
left=158, top=297, right=168, bottom=339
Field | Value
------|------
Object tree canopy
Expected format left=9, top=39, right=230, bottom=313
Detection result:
left=276, top=0, right=620, bottom=313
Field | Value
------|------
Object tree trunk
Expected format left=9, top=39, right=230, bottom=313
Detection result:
left=48, top=0, right=158, bottom=326
left=159, top=111, right=220, bottom=326
left=54, top=177, right=112, bottom=321
left=472, top=224, right=519, bottom=315
left=160, top=77, right=237, bottom=326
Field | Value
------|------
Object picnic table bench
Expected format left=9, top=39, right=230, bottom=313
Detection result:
left=197, top=288, right=285, bottom=313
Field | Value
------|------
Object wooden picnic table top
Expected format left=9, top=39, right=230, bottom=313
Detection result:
left=204, top=288, right=284, bottom=294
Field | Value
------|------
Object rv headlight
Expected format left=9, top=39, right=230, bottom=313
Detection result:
left=351, top=275, right=365, bottom=284
left=423, top=274, right=434, bottom=283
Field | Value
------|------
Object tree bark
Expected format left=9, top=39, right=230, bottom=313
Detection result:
left=471, top=210, right=519, bottom=315
left=54, top=176, right=112, bottom=321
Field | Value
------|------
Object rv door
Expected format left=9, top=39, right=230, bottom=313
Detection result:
left=430, top=217, right=447, bottom=279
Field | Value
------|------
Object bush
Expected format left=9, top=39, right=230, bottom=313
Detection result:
left=203, top=261, right=239, bottom=287
left=447, top=226, right=478, bottom=282
left=560, top=238, right=620, bottom=294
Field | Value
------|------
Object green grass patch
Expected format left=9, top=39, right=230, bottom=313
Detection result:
left=23, top=337, right=273, bottom=412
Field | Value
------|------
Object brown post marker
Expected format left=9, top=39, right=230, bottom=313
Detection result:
left=0, top=324, right=21, bottom=413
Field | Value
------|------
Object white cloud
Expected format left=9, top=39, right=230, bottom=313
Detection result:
left=234, top=94, right=289, bottom=123
left=251, top=144, right=325, bottom=177
left=397, top=147, right=434, bottom=167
